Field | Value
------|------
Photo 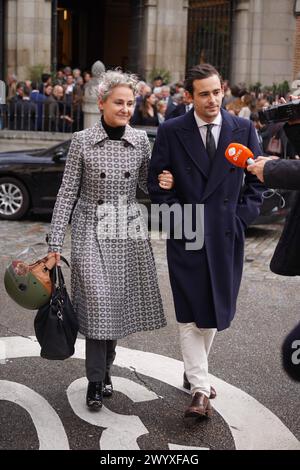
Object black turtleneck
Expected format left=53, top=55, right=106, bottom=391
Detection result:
left=101, top=116, right=125, bottom=141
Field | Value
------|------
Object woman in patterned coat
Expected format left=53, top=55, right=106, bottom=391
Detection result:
left=47, top=70, right=173, bottom=410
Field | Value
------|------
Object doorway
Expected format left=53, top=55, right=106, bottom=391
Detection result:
left=56, top=0, right=132, bottom=72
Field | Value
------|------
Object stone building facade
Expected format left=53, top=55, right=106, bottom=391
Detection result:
left=0, top=0, right=299, bottom=87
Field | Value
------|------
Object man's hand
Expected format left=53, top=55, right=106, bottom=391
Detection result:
left=158, top=170, right=174, bottom=189
left=247, top=156, right=278, bottom=182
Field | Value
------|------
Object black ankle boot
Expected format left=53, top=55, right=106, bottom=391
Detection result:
left=86, top=381, right=103, bottom=410
left=103, top=372, right=113, bottom=398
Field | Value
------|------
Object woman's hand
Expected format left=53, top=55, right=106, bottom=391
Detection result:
left=158, top=170, right=174, bottom=190
left=47, top=252, right=61, bottom=267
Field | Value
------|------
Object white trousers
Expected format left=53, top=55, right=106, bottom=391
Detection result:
left=178, top=322, right=217, bottom=397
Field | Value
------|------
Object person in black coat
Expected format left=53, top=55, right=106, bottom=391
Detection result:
left=165, top=92, right=193, bottom=121
left=9, top=83, right=36, bottom=130
left=247, top=115, right=300, bottom=382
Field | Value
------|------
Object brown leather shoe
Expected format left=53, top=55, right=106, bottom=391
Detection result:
left=184, top=392, right=212, bottom=418
left=183, top=372, right=216, bottom=399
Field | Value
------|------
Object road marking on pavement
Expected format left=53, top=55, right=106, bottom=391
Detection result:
left=67, top=377, right=206, bottom=451
left=0, top=340, right=6, bottom=364
left=68, top=377, right=154, bottom=450
left=1, top=336, right=300, bottom=450
left=0, top=380, right=69, bottom=450
left=169, top=444, right=209, bottom=451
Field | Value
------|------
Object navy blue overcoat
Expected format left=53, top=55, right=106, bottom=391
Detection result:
left=148, top=109, right=264, bottom=331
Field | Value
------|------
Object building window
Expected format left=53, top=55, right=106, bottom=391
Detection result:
left=187, top=0, right=235, bottom=80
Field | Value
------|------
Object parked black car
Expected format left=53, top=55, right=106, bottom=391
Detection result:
left=0, top=128, right=294, bottom=222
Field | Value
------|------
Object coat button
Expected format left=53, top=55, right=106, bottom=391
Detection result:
left=100, top=172, right=106, bottom=178
left=124, top=171, right=131, bottom=178
left=230, top=167, right=235, bottom=172
left=98, top=199, right=104, bottom=205
left=136, top=225, right=140, bottom=232
left=224, top=198, right=229, bottom=204
left=124, top=141, right=130, bottom=148
left=99, top=141, right=105, bottom=148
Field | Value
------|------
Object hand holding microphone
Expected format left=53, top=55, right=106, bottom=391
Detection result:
left=225, top=143, right=275, bottom=183
left=225, top=143, right=255, bottom=168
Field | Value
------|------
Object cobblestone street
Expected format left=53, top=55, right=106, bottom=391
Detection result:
left=0, top=217, right=296, bottom=283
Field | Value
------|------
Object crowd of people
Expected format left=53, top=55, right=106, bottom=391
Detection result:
left=3, top=67, right=91, bottom=132
left=1, top=66, right=299, bottom=159
left=132, top=77, right=299, bottom=158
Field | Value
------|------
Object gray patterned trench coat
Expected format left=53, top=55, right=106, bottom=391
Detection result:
left=47, top=121, right=166, bottom=340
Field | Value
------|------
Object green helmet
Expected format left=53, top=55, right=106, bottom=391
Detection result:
left=4, top=258, right=52, bottom=310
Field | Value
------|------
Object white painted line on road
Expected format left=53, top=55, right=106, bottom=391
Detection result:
left=0, top=380, right=69, bottom=450
left=0, top=340, right=6, bottom=364
left=1, top=336, right=299, bottom=450
left=114, top=345, right=300, bottom=451
left=68, top=377, right=151, bottom=450
left=67, top=377, right=207, bottom=451
left=112, top=376, right=159, bottom=402
left=168, top=444, right=209, bottom=451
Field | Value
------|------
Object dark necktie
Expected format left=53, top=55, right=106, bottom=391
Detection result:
left=205, top=124, right=216, bottom=161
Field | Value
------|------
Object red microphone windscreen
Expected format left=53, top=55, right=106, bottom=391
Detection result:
left=225, top=143, right=254, bottom=168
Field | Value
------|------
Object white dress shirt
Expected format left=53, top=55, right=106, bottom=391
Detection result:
left=193, top=111, right=222, bottom=149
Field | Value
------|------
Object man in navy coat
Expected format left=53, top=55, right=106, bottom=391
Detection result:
left=148, top=64, right=264, bottom=419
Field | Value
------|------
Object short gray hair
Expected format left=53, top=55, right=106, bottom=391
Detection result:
left=98, top=69, right=138, bottom=101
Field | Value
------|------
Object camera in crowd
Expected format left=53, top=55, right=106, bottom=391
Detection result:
left=259, top=99, right=300, bottom=124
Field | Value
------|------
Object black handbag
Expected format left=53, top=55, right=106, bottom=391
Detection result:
left=34, top=265, right=79, bottom=360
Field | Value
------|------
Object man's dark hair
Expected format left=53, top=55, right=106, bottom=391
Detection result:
left=184, top=64, right=222, bottom=96
left=41, top=73, right=51, bottom=83
left=16, top=81, right=26, bottom=91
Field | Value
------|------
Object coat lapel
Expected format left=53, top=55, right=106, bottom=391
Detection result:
left=175, top=110, right=210, bottom=179
left=90, top=121, right=138, bottom=148
left=202, top=110, right=246, bottom=202
left=90, top=121, right=108, bottom=146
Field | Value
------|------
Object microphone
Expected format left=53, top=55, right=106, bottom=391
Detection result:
left=225, top=143, right=255, bottom=168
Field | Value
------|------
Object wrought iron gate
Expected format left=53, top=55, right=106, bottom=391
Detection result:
left=187, top=0, right=236, bottom=80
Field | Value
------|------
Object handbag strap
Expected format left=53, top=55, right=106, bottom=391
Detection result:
left=50, top=265, right=57, bottom=286
left=50, top=265, right=66, bottom=289
left=49, top=257, right=69, bottom=294
left=60, top=256, right=70, bottom=268
left=57, top=266, right=66, bottom=289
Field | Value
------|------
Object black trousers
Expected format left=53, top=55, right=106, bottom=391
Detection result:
left=85, top=338, right=117, bottom=382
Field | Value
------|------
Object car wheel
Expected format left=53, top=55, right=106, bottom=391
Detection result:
left=0, top=177, right=30, bottom=220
